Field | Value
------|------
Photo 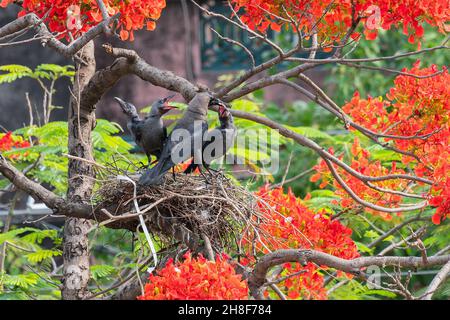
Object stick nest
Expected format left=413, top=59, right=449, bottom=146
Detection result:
left=94, top=172, right=261, bottom=253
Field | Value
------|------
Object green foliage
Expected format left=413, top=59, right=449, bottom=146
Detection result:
left=0, top=227, right=62, bottom=300
left=26, top=250, right=62, bottom=264
left=0, top=64, right=74, bottom=84
left=328, top=279, right=397, bottom=300
left=10, top=119, right=144, bottom=195
left=0, top=65, right=33, bottom=83
left=90, top=265, right=116, bottom=281
left=285, top=125, right=335, bottom=141
left=1, top=273, right=39, bottom=290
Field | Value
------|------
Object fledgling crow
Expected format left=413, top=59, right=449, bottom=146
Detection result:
left=138, top=92, right=212, bottom=186
left=114, top=95, right=177, bottom=163
left=184, top=101, right=237, bottom=174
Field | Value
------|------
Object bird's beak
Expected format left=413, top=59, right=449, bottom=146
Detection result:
left=163, top=93, right=177, bottom=102
left=209, top=98, right=229, bottom=115
left=114, top=97, right=126, bottom=106
left=161, top=105, right=178, bottom=113
left=161, top=94, right=178, bottom=112
left=218, top=104, right=228, bottom=118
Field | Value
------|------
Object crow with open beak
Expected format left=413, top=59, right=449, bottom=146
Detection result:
left=184, top=100, right=237, bottom=174
left=114, top=94, right=177, bottom=163
left=138, top=92, right=211, bottom=186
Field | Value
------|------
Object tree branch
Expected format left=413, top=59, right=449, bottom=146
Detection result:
left=247, top=249, right=450, bottom=298
left=0, top=13, right=120, bottom=58
left=102, top=44, right=199, bottom=101
left=0, top=155, right=90, bottom=218
left=421, top=260, right=450, bottom=300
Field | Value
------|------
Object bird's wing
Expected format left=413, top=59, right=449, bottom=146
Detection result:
left=201, top=124, right=237, bottom=165
left=139, top=121, right=208, bottom=185
left=223, top=125, right=238, bottom=150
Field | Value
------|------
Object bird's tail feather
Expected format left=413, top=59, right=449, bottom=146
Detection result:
left=139, top=157, right=175, bottom=186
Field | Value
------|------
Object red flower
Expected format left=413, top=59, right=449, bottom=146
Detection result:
left=138, top=252, right=248, bottom=300
left=241, top=185, right=359, bottom=299
left=230, top=0, right=448, bottom=46
left=0, top=132, right=30, bottom=160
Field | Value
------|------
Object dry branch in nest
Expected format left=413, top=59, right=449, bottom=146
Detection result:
left=93, top=171, right=264, bottom=255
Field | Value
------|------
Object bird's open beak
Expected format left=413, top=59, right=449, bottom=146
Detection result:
left=162, top=94, right=178, bottom=112
left=218, top=104, right=228, bottom=117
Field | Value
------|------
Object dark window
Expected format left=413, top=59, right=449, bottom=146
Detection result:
left=199, top=1, right=275, bottom=71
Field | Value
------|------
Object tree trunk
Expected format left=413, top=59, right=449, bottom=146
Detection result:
left=62, top=41, right=96, bottom=300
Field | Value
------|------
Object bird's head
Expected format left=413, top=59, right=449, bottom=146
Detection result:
left=153, top=94, right=178, bottom=115
left=218, top=104, right=231, bottom=120
left=209, top=98, right=231, bottom=120
left=114, top=97, right=137, bottom=117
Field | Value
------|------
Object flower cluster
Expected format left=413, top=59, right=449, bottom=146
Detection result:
left=138, top=252, right=248, bottom=300
left=0, top=132, right=30, bottom=160
left=336, top=62, right=449, bottom=224
left=231, top=0, right=449, bottom=46
left=242, top=185, right=359, bottom=299
left=1, top=0, right=167, bottom=41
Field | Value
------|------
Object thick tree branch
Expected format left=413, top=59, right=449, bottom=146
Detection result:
left=247, top=249, right=450, bottom=298
left=80, top=57, right=132, bottom=112
left=0, top=13, right=119, bottom=58
left=63, top=41, right=97, bottom=300
left=0, top=155, right=90, bottom=217
left=102, top=44, right=199, bottom=101
left=421, top=260, right=450, bottom=300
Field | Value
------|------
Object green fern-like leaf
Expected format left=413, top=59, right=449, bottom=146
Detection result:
left=90, top=265, right=116, bottom=281
left=36, top=64, right=75, bottom=78
left=0, top=227, right=37, bottom=245
left=21, top=229, right=59, bottom=245
left=0, top=63, right=74, bottom=85
left=1, top=273, right=39, bottom=290
left=26, top=250, right=62, bottom=264
left=286, top=125, right=335, bottom=141
left=0, top=64, right=33, bottom=83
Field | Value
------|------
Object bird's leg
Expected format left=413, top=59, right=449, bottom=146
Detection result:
left=206, top=166, right=220, bottom=174
left=139, top=156, right=155, bottom=169
left=204, top=166, right=216, bottom=178
left=172, top=167, right=176, bottom=181
left=198, top=165, right=212, bottom=184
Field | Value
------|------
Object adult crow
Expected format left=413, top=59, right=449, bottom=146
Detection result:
left=138, top=92, right=213, bottom=186
left=184, top=102, right=237, bottom=174
left=114, top=95, right=177, bottom=163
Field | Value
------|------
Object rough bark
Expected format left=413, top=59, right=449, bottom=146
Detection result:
left=62, top=41, right=96, bottom=300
